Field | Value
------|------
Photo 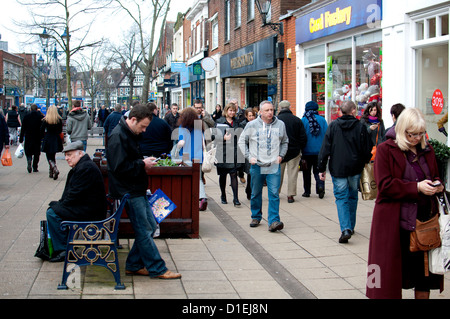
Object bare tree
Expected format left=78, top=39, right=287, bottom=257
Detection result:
left=15, top=0, right=113, bottom=108
left=114, top=0, right=171, bottom=104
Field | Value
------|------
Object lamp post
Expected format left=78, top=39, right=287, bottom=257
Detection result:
left=255, top=0, right=283, bottom=35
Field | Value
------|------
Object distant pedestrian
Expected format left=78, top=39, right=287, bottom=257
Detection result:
left=0, top=112, right=9, bottom=155
left=5, top=105, right=21, bottom=145
left=239, top=108, right=257, bottom=200
left=66, top=100, right=91, bottom=151
left=238, top=100, right=288, bottom=232
left=277, top=100, right=307, bottom=203
left=212, top=104, right=222, bottom=122
left=301, top=101, right=328, bottom=198
left=385, top=103, right=405, bottom=136
left=318, top=101, right=372, bottom=243
left=103, top=104, right=123, bottom=147
left=140, top=102, right=172, bottom=158
left=215, top=103, right=244, bottom=207
left=97, top=105, right=109, bottom=127
left=41, top=105, right=63, bottom=180
left=19, top=104, right=44, bottom=173
left=361, top=101, right=385, bottom=150
left=164, top=103, right=180, bottom=132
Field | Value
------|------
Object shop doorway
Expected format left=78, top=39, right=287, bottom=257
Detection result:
left=247, top=82, right=268, bottom=109
left=305, top=67, right=325, bottom=116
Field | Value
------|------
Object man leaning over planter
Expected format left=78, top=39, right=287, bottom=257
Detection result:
left=106, top=104, right=181, bottom=279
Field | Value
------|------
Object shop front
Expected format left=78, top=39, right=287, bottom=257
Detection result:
left=220, top=36, right=277, bottom=109
left=295, top=0, right=382, bottom=121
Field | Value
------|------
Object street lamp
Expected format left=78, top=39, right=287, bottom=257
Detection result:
left=255, top=0, right=283, bottom=35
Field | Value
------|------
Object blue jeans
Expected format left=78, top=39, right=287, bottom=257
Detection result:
left=250, top=164, right=281, bottom=226
left=46, top=208, right=67, bottom=253
left=331, top=174, right=360, bottom=232
left=125, top=196, right=167, bottom=277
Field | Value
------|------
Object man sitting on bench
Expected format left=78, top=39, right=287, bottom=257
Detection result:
left=46, top=140, right=107, bottom=262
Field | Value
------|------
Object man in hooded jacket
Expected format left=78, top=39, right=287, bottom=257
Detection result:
left=318, top=101, right=372, bottom=243
left=66, top=100, right=92, bottom=151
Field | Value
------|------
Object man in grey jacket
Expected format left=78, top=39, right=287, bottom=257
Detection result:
left=238, top=100, right=289, bottom=232
left=66, top=100, right=92, bottom=151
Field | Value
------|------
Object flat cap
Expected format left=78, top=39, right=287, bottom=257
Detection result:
left=63, top=140, right=84, bottom=153
left=279, top=100, right=291, bottom=109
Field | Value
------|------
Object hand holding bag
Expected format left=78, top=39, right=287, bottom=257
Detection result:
left=15, top=143, right=24, bottom=158
left=370, top=125, right=380, bottom=161
left=1, top=148, right=12, bottom=166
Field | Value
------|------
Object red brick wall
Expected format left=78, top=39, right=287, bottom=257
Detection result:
left=280, top=14, right=297, bottom=114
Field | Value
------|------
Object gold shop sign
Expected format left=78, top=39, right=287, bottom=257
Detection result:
left=230, top=52, right=254, bottom=69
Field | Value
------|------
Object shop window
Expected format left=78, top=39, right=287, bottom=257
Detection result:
left=416, top=20, right=424, bottom=40
left=428, top=17, right=436, bottom=38
left=441, top=14, right=449, bottom=36
left=327, top=37, right=352, bottom=121
left=355, top=32, right=382, bottom=117
left=415, top=43, right=448, bottom=143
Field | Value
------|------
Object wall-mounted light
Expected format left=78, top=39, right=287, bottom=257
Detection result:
left=255, top=0, right=283, bottom=35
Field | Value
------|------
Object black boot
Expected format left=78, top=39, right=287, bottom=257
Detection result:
left=48, top=163, right=53, bottom=178
left=50, top=161, right=59, bottom=180
left=27, top=159, right=32, bottom=173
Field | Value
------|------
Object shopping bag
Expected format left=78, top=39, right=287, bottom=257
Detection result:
left=429, top=193, right=450, bottom=275
left=202, top=138, right=217, bottom=173
left=360, top=162, right=377, bottom=200
left=148, top=189, right=177, bottom=224
left=15, top=143, right=24, bottom=158
left=34, top=220, right=53, bottom=260
left=1, top=148, right=12, bottom=166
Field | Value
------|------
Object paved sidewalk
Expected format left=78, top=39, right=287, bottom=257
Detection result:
left=0, top=138, right=448, bottom=299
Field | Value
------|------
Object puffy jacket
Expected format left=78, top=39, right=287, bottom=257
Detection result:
left=318, top=115, right=372, bottom=177
left=106, top=117, right=148, bottom=199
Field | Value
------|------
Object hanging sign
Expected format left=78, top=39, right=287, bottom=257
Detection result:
left=432, top=89, right=444, bottom=115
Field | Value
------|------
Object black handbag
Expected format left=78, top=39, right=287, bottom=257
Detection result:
left=34, top=220, right=53, bottom=260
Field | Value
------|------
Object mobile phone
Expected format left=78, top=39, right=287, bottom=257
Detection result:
left=431, top=181, right=442, bottom=187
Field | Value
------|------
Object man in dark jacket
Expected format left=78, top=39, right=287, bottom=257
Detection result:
left=318, top=101, right=372, bottom=244
left=0, top=113, right=9, bottom=156
left=140, top=102, right=172, bottom=158
left=277, top=100, right=307, bottom=203
left=107, top=104, right=181, bottom=279
left=46, top=141, right=107, bottom=262
left=103, top=104, right=123, bottom=147
left=164, top=103, right=180, bottom=132
left=19, top=104, right=44, bottom=173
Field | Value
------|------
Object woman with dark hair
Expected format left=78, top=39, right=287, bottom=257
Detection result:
left=212, top=104, right=222, bottom=122
left=175, top=107, right=208, bottom=210
left=5, top=105, right=21, bottom=145
left=360, top=102, right=386, bottom=149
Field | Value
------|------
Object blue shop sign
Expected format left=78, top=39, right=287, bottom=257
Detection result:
left=296, top=0, right=382, bottom=44
left=220, top=36, right=276, bottom=78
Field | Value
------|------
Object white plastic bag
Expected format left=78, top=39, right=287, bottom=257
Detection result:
left=429, top=193, right=450, bottom=275
left=15, top=143, right=24, bottom=158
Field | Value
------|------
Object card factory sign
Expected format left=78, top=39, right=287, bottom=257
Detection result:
left=296, top=0, right=382, bottom=44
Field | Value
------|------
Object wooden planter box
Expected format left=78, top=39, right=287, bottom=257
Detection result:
left=100, top=160, right=200, bottom=239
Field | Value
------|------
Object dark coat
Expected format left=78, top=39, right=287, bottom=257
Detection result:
left=277, top=109, right=307, bottom=163
left=19, top=111, right=44, bottom=156
left=106, top=117, right=148, bottom=199
left=0, top=114, right=8, bottom=153
left=139, top=116, right=172, bottom=157
left=215, top=117, right=244, bottom=172
left=318, top=115, right=372, bottom=177
left=103, top=111, right=123, bottom=137
left=40, top=120, right=63, bottom=154
left=164, top=112, right=180, bottom=131
left=366, top=139, right=443, bottom=299
left=49, top=154, right=106, bottom=221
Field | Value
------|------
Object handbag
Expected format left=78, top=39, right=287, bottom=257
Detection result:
left=201, top=138, right=217, bottom=173
left=360, top=162, right=377, bottom=200
left=1, top=148, right=12, bottom=166
left=34, top=220, right=54, bottom=260
left=429, top=192, right=450, bottom=275
left=409, top=213, right=441, bottom=252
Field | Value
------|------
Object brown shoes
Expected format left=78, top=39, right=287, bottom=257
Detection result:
left=155, top=270, right=182, bottom=279
left=126, top=268, right=182, bottom=279
left=126, top=268, right=149, bottom=276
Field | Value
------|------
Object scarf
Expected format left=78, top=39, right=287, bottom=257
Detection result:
left=368, top=116, right=380, bottom=124
left=304, top=110, right=320, bottom=136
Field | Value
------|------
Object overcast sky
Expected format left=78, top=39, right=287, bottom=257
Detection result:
left=0, top=0, right=193, bottom=53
